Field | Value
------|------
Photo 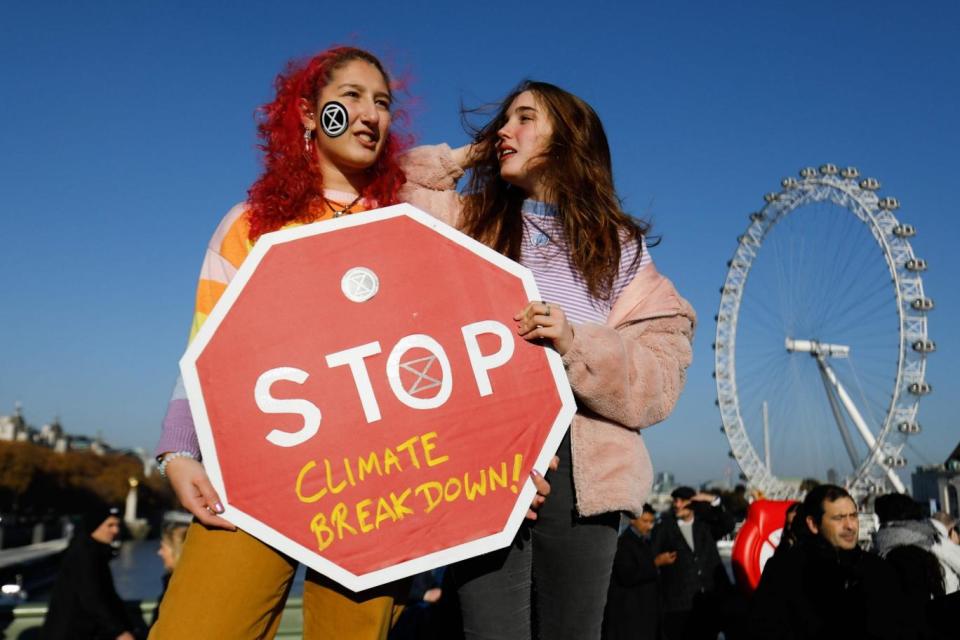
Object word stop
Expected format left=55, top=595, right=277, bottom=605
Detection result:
left=254, top=320, right=515, bottom=447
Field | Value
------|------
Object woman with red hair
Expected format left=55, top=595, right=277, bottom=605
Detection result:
left=151, top=46, right=412, bottom=640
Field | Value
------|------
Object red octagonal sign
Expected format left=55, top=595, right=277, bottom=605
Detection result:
left=181, top=204, right=576, bottom=591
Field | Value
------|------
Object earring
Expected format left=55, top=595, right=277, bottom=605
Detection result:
left=304, top=128, right=313, bottom=153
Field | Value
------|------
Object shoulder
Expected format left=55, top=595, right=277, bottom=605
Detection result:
left=608, top=263, right=696, bottom=330
left=654, top=513, right=679, bottom=533
left=205, top=202, right=255, bottom=268
left=209, top=202, right=251, bottom=246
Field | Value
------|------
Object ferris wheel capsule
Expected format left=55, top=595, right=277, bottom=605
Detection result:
left=819, top=163, right=839, bottom=175
left=781, top=177, right=799, bottom=189
left=840, top=167, right=860, bottom=179
left=860, top=177, right=881, bottom=190
left=799, top=167, right=817, bottom=178
left=764, top=192, right=779, bottom=203
left=912, top=340, right=936, bottom=353
left=878, top=197, right=901, bottom=210
left=898, top=422, right=921, bottom=434
left=893, top=224, right=916, bottom=237
left=908, top=382, right=932, bottom=395
left=911, top=297, right=934, bottom=311
left=905, top=258, right=927, bottom=271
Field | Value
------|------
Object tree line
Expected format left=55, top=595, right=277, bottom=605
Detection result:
left=0, top=441, right=174, bottom=518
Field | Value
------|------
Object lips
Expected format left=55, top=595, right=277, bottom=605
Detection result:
left=497, top=145, right=517, bottom=161
left=354, top=130, right=380, bottom=150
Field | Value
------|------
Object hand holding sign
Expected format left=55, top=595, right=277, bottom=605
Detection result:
left=165, top=456, right=235, bottom=530
left=515, top=300, right=575, bottom=356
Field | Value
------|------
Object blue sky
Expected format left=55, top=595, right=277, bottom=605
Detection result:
left=1, top=1, right=957, bottom=486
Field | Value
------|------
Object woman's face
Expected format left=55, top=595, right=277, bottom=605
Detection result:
left=158, top=539, right=176, bottom=572
left=496, top=90, right=554, bottom=200
left=305, top=59, right=392, bottom=176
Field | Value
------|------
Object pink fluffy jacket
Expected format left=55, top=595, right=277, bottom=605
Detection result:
left=399, top=145, right=697, bottom=517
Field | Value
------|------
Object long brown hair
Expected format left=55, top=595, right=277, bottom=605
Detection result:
left=461, top=81, right=649, bottom=300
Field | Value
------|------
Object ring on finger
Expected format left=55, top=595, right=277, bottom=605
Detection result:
left=545, top=304, right=551, bottom=317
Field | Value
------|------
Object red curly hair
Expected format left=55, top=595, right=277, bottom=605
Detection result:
left=246, top=47, right=410, bottom=241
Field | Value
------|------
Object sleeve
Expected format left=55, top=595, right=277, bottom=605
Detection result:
left=611, top=537, right=658, bottom=587
left=76, top=553, right=131, bottom=638
left=155, top=375, right=201, bottom=458
left=560, top=313, right=694, bottom=429
left=932, top=536, right=960, bottom=576
left=649, top=522, right=669, bottom=555
left=693, top=503, right=736, bottom=540
left=397, top=144, right=467, bottom=228
left=155, top=205, right=248, bottom=459
left=745, top=555, right=794, bottom=640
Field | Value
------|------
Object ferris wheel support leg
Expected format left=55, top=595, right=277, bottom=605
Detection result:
left=816, top=356, right=906, bottom=493
left=816, top=363, right=862, bottom=471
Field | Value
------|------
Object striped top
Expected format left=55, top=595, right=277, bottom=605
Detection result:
left=519, top=199, right=651, bottom=325
left=155, top=190, right=373, bottom=458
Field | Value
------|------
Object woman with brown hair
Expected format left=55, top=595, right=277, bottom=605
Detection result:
left=399, top=80, right=696, bottom=640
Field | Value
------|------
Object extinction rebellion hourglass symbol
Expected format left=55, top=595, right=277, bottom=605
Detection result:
left=321, top=101, right=348, bottom=137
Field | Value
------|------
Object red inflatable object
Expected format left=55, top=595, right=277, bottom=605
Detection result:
left=731, top=499, right=797, bottom=593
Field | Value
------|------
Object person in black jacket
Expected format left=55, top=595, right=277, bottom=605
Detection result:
left=747, top=484, right=912, bottom=640
left=603, top=504, right=675, bottom=640
left=41, top=503, right=137, bottom=640
left=649, top=487, right=734, bottom=640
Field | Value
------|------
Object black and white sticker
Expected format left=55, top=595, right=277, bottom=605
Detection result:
left=320, top=101, right=349, bottom=138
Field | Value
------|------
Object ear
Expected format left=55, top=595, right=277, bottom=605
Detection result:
left=805, top=515, right=819, bottom=535
left=298, top=97, right=316, bottom=131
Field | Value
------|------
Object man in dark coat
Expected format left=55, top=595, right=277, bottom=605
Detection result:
left=603, top=504, right=676, bottom=640
left=649, top=487, right=734, bottom=640
left=747, top=484, right=912, bottom=640
left=41, top=502, right=136, bottom=640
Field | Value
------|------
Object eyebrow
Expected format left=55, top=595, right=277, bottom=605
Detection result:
left=513, top=106, right=538, bottom=115
left=337, top=83, right=392, bottom=99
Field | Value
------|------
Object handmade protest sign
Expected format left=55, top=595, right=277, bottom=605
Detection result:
left=180, top=204, right=576, bottom=591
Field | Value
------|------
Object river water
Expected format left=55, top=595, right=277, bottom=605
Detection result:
left=28, top=540, right=308, bottom=603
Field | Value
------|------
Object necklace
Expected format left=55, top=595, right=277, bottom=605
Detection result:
left=323, top=194, right=364, bottom=218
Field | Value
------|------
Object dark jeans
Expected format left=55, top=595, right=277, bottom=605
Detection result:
left=453, top=432, right=619, bottom=640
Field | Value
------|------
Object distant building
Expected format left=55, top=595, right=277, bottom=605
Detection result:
left=652, top=471, right=676, bottom=494
left=0, top=403, right=110, bottom=455
left=911, top=440, right=960, bottom=516
left=0, top=402, right=29, bottom=442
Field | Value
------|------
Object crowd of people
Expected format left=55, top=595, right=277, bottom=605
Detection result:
left=598, top=485, right=960, bottom=640
left=41, top=484, right=960, bottom=639
left=35, top=44, right=960, bottom=640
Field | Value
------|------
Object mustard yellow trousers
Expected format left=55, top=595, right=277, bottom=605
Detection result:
left=149, top=523, right=406, bottom=639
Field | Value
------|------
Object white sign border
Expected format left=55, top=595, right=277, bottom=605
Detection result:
left=180, top=203, right=577, bottom=592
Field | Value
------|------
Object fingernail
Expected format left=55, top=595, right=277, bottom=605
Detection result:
left=214, top=502, right=224, bottom=513
left=530, top=469, right=541, bottom=478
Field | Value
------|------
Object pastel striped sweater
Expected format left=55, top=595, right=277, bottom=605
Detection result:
left=518, top=198, right=651, bottom=326
left=155, top=191, right=373, bottom=457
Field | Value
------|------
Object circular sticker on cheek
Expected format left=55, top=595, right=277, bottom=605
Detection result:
left=320, top=101, right=349, bottom=138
